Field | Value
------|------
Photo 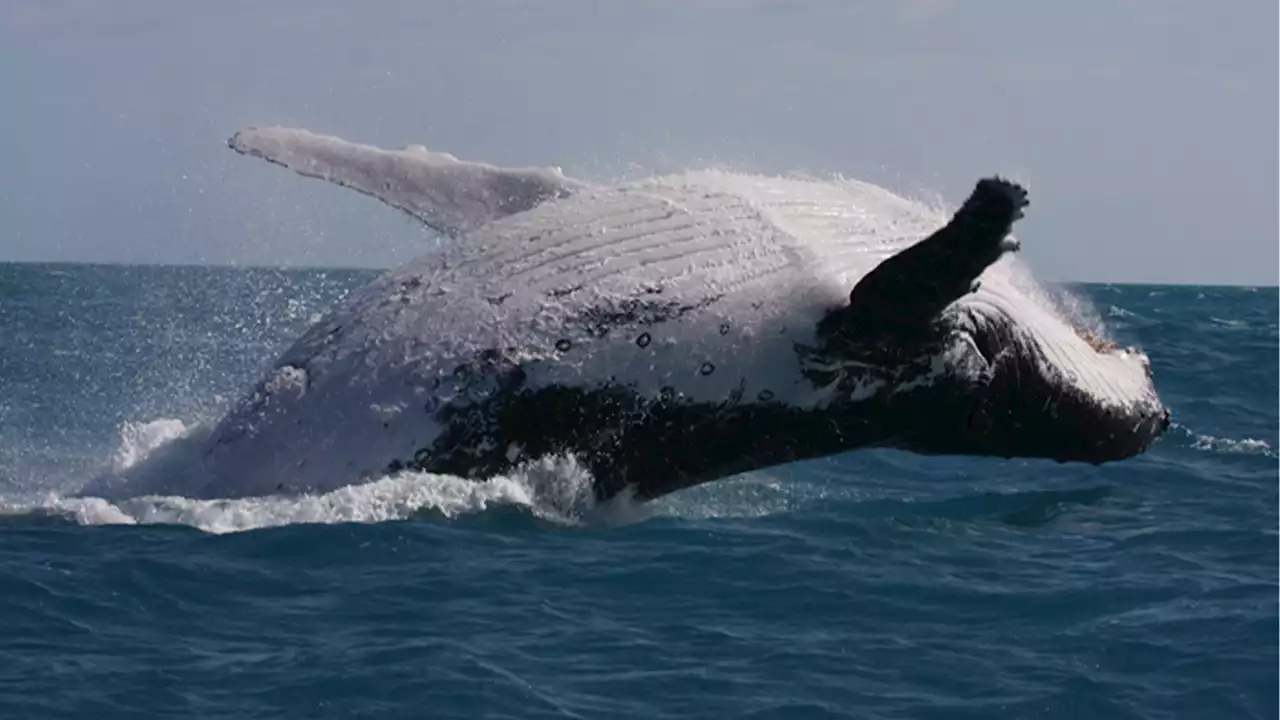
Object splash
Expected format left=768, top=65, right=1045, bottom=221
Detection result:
left=112, top=418, right=193, bottom=472
left=1190, top=434, right=1274, bottom=457
left=22, top=451, right=649, bottom=534
left=1165, top=422, right=1276, bottom=458
left=9, top=470, right=810, bottom=535
left=1, top=412, right=811, bottom=534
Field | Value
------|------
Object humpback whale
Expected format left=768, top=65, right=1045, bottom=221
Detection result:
left=84, top=126, right=1171, bottom=504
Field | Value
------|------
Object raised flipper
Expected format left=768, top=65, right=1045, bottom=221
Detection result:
left=228, top=126, right=585, bottom=237
left=843, top=176, right=1028, bottom=338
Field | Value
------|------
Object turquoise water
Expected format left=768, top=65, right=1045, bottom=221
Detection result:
left=1, top=263, right=1275, bottom=719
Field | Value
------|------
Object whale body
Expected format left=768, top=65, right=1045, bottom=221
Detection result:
left=84, top=126, right=1170, bottom=503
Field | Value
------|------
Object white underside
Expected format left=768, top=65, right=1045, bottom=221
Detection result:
left=89, top=146, right=1162, bottom=500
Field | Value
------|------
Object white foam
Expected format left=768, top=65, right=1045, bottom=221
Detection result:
left=1191, top=435, right=1275, bottom=457
left=19, top=451, right=655, bottom=535
left=112, top=418, right=193, bottom=472
left=11, top=469, right=810, bottom=535
left=0, top=410, right=808, bottom=534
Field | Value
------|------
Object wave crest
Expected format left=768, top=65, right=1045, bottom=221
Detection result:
left=25, top=452, right=652, bottom=535
left=4, top=416, right=661, bottom=534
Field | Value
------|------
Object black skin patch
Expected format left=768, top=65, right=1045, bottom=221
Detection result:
left=547, top=284, right=584, bottom=299
left=405, top=318, right=1167, bottom=505
left=572, top=294, right=724, bottom=338
left=833, top=176, right=1028, bottom=344
left=805, top=181, right=1031, bottom=394
left=408, top=378, right=918, bottom=502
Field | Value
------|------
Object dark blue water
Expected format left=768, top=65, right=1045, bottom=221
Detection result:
left=1, top=263, right=1275, bottom=719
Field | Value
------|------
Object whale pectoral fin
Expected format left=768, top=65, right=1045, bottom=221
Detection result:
left=845, top=176, right=1028, bottom=336
left=228, top=125, right=585, bottom=237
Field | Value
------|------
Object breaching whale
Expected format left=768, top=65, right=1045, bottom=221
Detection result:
left=85, top=126, right=1171, bottom=504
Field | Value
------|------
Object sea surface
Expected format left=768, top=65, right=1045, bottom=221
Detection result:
left=0, top=262, right=1275, bottom=719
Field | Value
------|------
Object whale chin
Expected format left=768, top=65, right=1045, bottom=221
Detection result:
left=916, top=300, right=1171, bottom=466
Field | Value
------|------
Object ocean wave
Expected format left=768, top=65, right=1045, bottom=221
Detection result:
left=18, top=469, right=809, bottom=535
left=1167, top=422, right=1276, bottom=458
left=14, top=414, right=795, bottom=534
left=18, top=466, right=592, bottom=535
left=0, top=410, right=824, bottom=534
left=1208, top=316, right=1249, bottom=329
left=1190, top=434, right=1275, bottom=457
left=0, top=417, right=631, bottom=533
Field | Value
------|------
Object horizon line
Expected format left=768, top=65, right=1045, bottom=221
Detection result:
left=0, top=258, right=1274, bottom=290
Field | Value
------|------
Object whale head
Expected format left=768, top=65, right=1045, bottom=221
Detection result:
left=920, top=279, right=1171, bottom=464
left=810, top=175, right=1170, bottom=466
left=806, top=281, right=1169, bottom=468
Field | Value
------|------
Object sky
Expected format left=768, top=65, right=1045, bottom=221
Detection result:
left=0, top=0, right=1275, bottom=285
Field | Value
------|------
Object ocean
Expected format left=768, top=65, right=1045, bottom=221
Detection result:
left=0, top=262, right=1275, bottom=719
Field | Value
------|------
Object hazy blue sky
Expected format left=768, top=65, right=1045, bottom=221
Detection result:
left=1, top=0, right=1275, bottom=284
